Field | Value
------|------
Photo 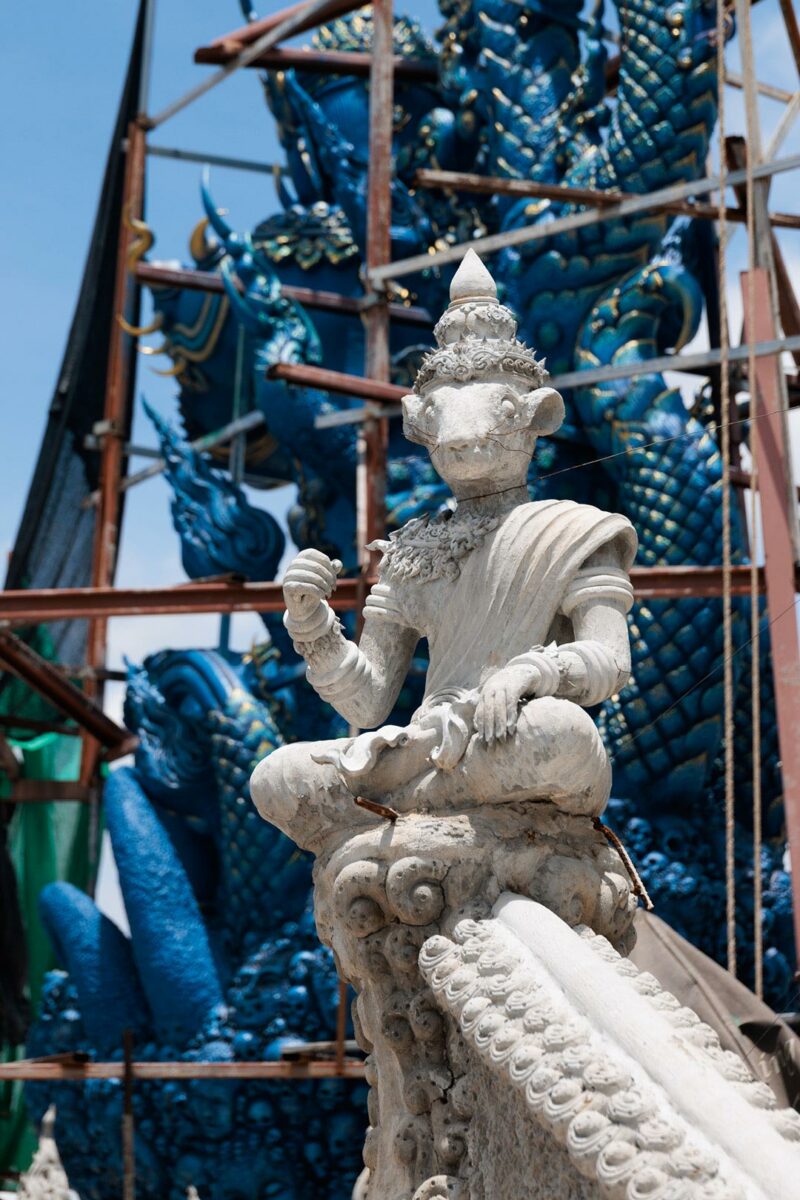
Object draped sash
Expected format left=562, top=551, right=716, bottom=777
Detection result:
left=423, top=499, right=637, bottom=697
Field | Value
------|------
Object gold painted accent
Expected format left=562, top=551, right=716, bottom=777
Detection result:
left=152, top=358, right=187, bottom=378
left=170, top=296, right=231, bottom=365
left=117, top=312, right=164, bottom=337
left=189, top=217, right=213, bottom=265
left=171, top=293, right=218, bottom=344
left=124, top=205, right=155, bottom=269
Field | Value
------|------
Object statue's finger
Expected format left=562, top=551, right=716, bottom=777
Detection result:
left=506, top=690, right=518, bottom=737
left=487, top=691, right=499, bottom=743
left=295, top=548, right=334, bottom=565
left=285, top=565, right=330, bottom=590
left=496, top=689, right=508, bottom=741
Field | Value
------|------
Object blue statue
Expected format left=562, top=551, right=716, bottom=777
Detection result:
left=27, top=1, right=795, bottom=1196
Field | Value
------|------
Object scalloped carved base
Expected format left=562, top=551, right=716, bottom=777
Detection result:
left=311, top=802, right=636, bottom=1199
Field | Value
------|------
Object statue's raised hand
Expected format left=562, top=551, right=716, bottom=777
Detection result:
left=474, top=662, right=540, bottom=745
left=283, top=548, right=342, bottom=621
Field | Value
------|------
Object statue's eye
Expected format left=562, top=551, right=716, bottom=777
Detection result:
left=501, top=398, right=517, bottom=419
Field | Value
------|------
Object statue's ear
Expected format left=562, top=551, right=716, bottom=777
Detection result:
left=401, top=392, right=428, bottom=446
left=524, top=386, right=564, bottom=437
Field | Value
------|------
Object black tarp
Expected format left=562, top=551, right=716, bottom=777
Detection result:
left=4, top=0, right=147, bottom=668
left=0, top=1, right=147, bottom=1050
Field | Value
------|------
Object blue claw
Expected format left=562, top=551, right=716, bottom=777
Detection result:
left=38, top=882, right=148, bottom=1050
left=104, top=767, right=223, bottom=1042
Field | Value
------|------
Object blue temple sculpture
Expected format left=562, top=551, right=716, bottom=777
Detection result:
left=25, top=1, right=795, bottom=1197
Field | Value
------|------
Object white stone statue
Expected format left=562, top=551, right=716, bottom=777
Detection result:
left=252, top=249, right=637, bottom=846
left=250, top=252, right=800, bottom=1200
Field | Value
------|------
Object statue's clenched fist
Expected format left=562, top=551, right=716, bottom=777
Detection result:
left=283, top=549, right=342, bottom=621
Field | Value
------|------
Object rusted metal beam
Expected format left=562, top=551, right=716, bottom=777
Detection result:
left=730, top=466, right=800, bottom=503
left=84, top=118, right=147, bottom=783
left=0, top=1057, right=366, bottom=1082
left=151, top=0, right=383, bottom=129
left=0, top=734, right=21, bottom=781
left=630, top=565, right=773, bottom=600
left=360, top=0, right=394, bottom=578
left=0, top=714, right=78, bottom=737
left=0, top=567, right=788, bottom=627
left=134, top=262, right=430, bottom=325
left=372, top=152, right=800, bottom=284
left=743, top=268, right=800, bottom=967
left=267, top=361, right=406, bottom=404
left=193, top=45, right=438, bottom=82
left=0, top=630, right=134, bottom=752
left=312, top=334, right=800, bottom=429
left=725, top=71, right=794, bottom=104
left=3, top=782, right=94, bottom=806
left=414, top=168, right=800, bottom=230
left=0, top=579, right=355, bottom=622
left=779, top=0, right=800, bottom=80
left=203, top=0, right=370, bottom=54
left=726, top=136, right=800, bottom=370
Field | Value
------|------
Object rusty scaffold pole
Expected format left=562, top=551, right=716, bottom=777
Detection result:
left=81, top=118, right=147, bottom=786
left=734, top=0, right=800, bottom=976
left=359, top=0, right=394, bottom=568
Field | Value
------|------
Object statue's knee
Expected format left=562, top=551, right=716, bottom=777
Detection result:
left=518, top=698, right=610, bottom=814
left=249, top=744, right=294, bottom=823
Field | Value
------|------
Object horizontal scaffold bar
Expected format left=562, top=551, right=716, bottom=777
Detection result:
left=146, top=144, right=283, bottom=175
left=414, top=169, right=800, bottom=230
left=0, top=630, right=135, bottom=752
left=203, top=0, right=371, bottom=55
left=149, top=0, right=379, bottom=130
left=267, top=361, right=406, bottom=402
left=0, top=567, right=791, bottom=627
left=369, top=152, right=800, bottom=283
left=309, top=335, right=800, bottom=427
left=3, top=782, right=94, bottom=806
left=134, top=262, right=431, bottom=325
left=195, top=46, right=439, bottom=82
left=0, top=1057, right=366, bottom=1082
left=83, top=410, right=268, bottom=507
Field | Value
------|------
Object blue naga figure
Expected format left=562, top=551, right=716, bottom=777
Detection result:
left=27, top=1, right=795, bottom=1197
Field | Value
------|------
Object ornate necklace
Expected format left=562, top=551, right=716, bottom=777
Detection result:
left=370, top=509, right=499, bottom=584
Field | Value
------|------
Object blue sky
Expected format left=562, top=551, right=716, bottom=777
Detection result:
left=2, top=0, right=799, bottom=717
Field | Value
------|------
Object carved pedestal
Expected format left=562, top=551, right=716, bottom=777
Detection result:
left=312, top=803, right=636, bottom=1199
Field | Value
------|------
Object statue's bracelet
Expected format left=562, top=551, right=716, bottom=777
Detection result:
left=283, top=600, right=336, bottom=643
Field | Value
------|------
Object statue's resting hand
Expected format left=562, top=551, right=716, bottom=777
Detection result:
left=474, top=663, right=541, bottom=745
left=283, top=549, right=342, bottom=622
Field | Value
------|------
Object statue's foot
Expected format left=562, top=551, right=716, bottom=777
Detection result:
left=359, top=697, right=612, bottom=818
left=320, top=724, right=441, bottom=804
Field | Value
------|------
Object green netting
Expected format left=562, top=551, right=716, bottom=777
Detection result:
left=0, top=731, right=92, bottom=1179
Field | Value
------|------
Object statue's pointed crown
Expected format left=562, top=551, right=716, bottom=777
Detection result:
left=413, top=249, right=547, bottom=394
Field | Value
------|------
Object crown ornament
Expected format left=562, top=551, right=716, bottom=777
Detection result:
left=413, top=249, right=547, bottom=394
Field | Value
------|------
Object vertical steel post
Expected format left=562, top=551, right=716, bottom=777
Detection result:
left=81, top=119, right=147, bottom=785
left=337, top=0, right=396, bottom=1067
left=743, top=267, right=800, bottom=969
left=122, top=1029, right=136, bottom=1200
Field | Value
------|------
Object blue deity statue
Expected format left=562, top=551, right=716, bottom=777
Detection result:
left=26, top=2, right=794, bottom=1197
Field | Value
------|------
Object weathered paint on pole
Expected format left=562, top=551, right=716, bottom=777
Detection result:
left=414, top=168, right=800, bottom=229
left=83, top=119, right=147, bottom=784
left=0, top=567, right=784, bottom=626
left=360, top=0, right=394, bottom=569
left=743, top=268, right=800, bottom=970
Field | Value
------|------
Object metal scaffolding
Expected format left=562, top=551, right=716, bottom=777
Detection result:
left=3, top=0, right=800, bottom=1185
